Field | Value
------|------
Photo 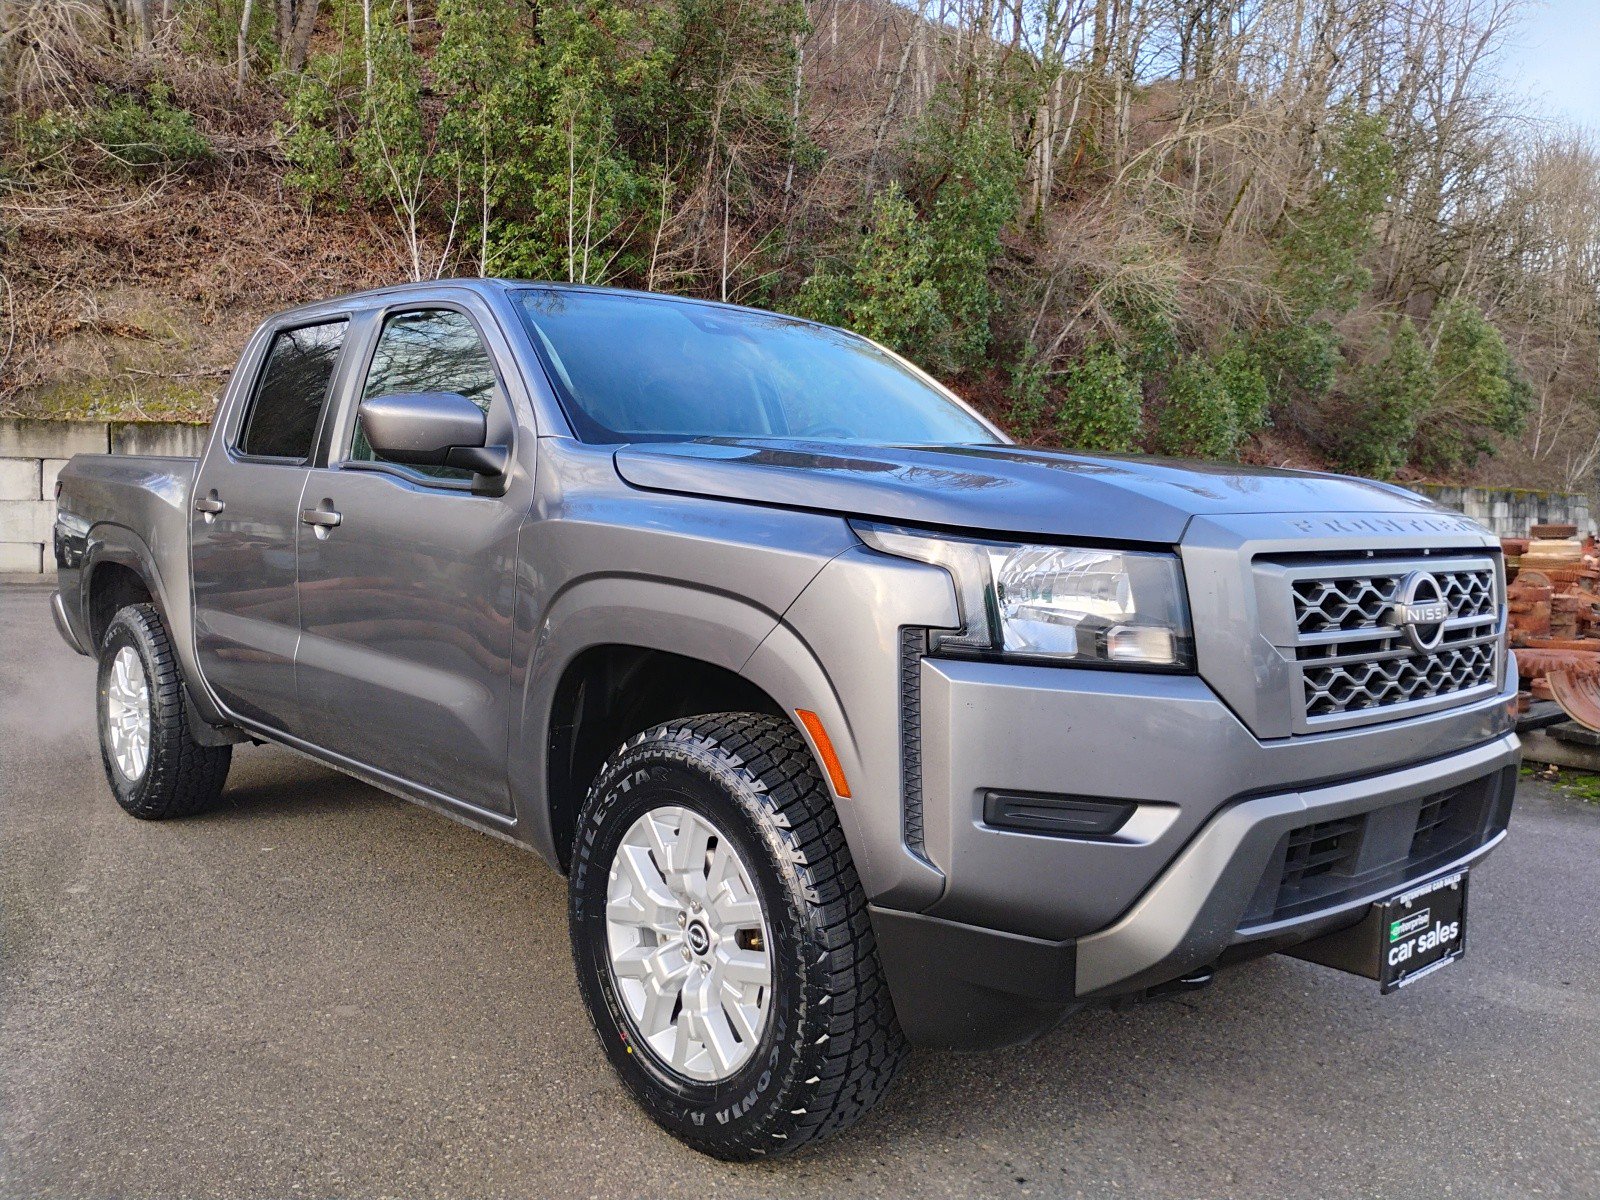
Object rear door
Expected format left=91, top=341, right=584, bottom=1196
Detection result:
left=191, top=317, right=349, bottom=730
left=289, top=299, right=526, bottom=817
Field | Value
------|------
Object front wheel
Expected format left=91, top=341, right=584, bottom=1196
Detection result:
left=96, top=603, right=232, bottom=819
left=568, top=714, right=906, bottom=1159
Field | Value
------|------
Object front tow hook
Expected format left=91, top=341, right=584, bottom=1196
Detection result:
left=1111, top=966, right=1216, bottom=1009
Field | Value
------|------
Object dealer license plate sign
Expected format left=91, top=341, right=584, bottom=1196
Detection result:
left=1378, top=870, right=1468, bottom=993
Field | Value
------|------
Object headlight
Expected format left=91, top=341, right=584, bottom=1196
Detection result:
left=852, top=521, right=1194, bottom=669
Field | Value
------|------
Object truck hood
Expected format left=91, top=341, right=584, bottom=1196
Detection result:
left=612, top=440, right=1455, bottom=544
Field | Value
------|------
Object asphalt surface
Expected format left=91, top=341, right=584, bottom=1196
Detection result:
left=2, top=577, right=1597, bottom=1200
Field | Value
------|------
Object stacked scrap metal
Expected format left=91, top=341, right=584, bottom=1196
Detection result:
left=1505, top=524, right=1600, bottom=729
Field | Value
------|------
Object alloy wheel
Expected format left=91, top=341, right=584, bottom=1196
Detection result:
left=105, top=645, right=152, bottom=781
left=604, top=805, right=773, bottom=1083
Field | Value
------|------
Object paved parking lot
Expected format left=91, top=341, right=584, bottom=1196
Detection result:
left=2, top=576, right=1597, bottom=1199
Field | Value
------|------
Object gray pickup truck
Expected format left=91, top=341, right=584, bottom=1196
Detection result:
left=50, top=280, right=1518, bottom=1159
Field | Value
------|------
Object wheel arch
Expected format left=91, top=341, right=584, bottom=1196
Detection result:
left=540, top=643, right=789, bottom=871
left=81, top=523, right=230, bottom=729
left=514, top=574, right=892, bottom=900
left=82, top=529, right=163, bottom=649
left=514, top=576, right=789, bottom=865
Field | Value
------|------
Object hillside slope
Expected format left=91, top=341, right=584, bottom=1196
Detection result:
left=2, top=0, right=1596, bottom=495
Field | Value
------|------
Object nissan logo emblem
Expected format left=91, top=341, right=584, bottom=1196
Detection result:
left=685, top=920, right=711, bottom=956
left=1385, top=571, right=1451, bottom=652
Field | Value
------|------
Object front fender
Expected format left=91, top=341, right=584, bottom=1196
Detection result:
left=742, top=548, right=958, bottom=912
left=510, top=575, right=795, bottom=863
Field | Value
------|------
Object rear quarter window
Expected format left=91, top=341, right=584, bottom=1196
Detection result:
left=237, top=320, right=347, bottom=460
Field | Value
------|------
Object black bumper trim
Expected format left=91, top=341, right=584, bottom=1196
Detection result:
left=869, top=904, right=1078, bottom=1050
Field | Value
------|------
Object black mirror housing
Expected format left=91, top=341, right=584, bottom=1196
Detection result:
left=443, top=444, right=510, bottom=476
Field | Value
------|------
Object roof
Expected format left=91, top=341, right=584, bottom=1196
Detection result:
left=268, top=278, right=793, bottom=325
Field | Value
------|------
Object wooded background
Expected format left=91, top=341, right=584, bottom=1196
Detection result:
left=2, top=0, right=1597, bottom=490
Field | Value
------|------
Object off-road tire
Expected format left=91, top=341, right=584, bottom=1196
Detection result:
left=568, top=713, right=907, bottom=1160
left=97, top=603, right=232, bottom=819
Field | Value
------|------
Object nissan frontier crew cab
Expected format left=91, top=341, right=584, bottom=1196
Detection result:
left=50, top=280, right=1519, bottom=1160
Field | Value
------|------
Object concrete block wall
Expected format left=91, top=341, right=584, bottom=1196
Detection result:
left=1413, top=484, right=1593, bottom=539
left=0, top=419, right=209, bottom=574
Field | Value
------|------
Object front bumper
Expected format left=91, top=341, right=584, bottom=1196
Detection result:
left=1073, top=735, right=1517, bottom=996
left=872, top=657, right=1519, bottom=1049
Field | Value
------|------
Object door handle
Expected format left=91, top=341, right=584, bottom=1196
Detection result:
left=300, top=506, right=342, bottom=529
left=194, top=491, right=225, bottom=521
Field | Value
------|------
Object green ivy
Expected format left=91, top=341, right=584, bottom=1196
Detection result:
left=1275, top=109, right=1395, bottom=318
left=1053, top=343, right=1144, bottom=452
left=912, top=115, right=1022, bottom=371
left=1417, top=300, right=1531, bottom=471
left=1254, top=321, right=1340, bottom=405
left=1338, top=317, right=1435, bottom=478
left=792, top=186, right=947, bottom=353
left=434, top=0, right=530, bottom=269
left=1250, top=108, right=1393, bottom=424
left=1005, top=344, right=1053, bottom=441
left=1212, top=340, right=1272, bottom=435
left=18, top=84, right=212, bottom=176
left=280, top=63, right=345, bottom=204
left=84, top=84, right=211, bottom=171
left=1155, top=355, right=1239, bottom=458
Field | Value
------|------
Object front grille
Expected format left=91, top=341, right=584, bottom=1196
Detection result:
left=1274, top=557, right=1501, bottom=729
left=1291, top=568, right=1496, bottom=635
left=1300, top=642, right=1497, bottom=718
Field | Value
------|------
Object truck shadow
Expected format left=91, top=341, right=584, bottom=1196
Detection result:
left=200, top=744, right=397, bottom=821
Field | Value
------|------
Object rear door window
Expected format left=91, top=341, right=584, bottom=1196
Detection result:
left=237, top=320, right=347, bottom=461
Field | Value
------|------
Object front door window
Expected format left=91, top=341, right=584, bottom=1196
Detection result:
left=351, top=309, right=501, bottom=481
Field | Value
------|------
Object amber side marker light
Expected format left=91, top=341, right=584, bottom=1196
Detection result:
left=795, top=709, right=851, bottom=798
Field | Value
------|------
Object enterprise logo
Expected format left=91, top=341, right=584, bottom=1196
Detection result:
left=1390, top=909, right=1432, bottom=942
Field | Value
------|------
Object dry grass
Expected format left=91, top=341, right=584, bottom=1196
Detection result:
left=1, top=137, right=400, bottom=420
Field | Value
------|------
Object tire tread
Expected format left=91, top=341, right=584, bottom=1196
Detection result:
left=571, top=712, right=907, bottom=1158
left=99, top=604, right=231, bottom=819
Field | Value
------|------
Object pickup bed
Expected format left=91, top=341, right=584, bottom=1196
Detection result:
left=52, top=279, right=1519, bottom=1159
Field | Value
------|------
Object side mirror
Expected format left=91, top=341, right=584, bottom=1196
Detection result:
left=357, top=391, right=509, bottom=477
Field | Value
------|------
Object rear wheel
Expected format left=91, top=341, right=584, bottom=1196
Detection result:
left=96, top=604, right=232, bottom=819
left=568, top=713, right=906, bottom=1159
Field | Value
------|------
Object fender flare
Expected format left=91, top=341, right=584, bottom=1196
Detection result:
left=81, top=523, right=232, bottom=729
left=510, top=574, right=792, bottom=863
left=740, top=615, right=951, bottom=914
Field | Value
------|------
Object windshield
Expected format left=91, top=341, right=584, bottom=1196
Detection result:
left=513, top=289, right=1000, bottom=445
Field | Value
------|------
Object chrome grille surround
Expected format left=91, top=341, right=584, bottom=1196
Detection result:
left=1262, top=555, right=1504, bottom=733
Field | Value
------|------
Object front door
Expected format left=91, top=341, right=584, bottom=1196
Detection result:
left=291, top=304, right=524, bottom=817
left=191, top=317, right=349, bottom=730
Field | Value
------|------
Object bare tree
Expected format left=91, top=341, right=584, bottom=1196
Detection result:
left=235, top=0, right=254, bottom=97
left=277, top=0, right=320, bottom=73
